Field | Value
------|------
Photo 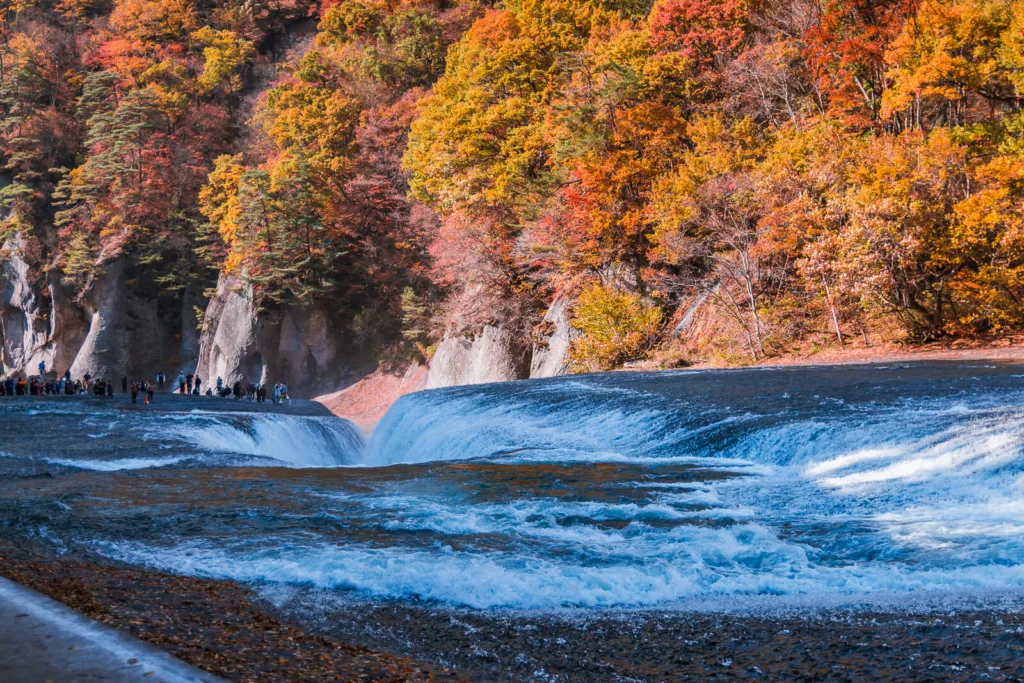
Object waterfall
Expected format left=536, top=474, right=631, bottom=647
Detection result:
left=60, top=363, right=1024, bottom=608
left=167, top=411, right=366, bottom=467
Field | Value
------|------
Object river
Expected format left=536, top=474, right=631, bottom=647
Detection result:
left=2, top=361, right=1024, bottom=679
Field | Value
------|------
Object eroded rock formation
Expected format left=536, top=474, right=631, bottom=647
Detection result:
left=2, top=239, right=48, bottom=375
left=194, top=272, right=353, bottom=397
left=1, top=241, right=201, bottom=382
left=1, top=235, right=88, bottom=378
left=4, top=240, right=576, bottom=398
left=529, top=298, right=578, bottom=379
left=425, top=325, right=531, bottom=389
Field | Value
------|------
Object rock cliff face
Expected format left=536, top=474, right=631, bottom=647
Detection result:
left=67, top=259, right=199, bottom=382
left=68, top=260, right=128, bottom=381
left=425, top=325, right=531, bottom=389
left=1, top=239, right=200, bottom=382
left=3, top=237, right=574, bottom=397
left=194, top=272, right=353, bottom=397
left=1, top=235, right=89, bottom=378
left=1, top=236, right=56, bottom=375
left=529, top=297, right=578, bottom=379
left=317, top=299, right=577, bottom=423
left=194, top=274, right=261, bottom=387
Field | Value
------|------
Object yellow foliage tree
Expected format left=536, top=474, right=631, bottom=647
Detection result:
left=569, top=283, right=663, bottom=371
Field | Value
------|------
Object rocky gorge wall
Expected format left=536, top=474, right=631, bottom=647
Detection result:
left=195, top=273, right=579, bottom=405
left=3, top=240, right=577, bottom=407
left=0, top=235, right=85, bottom=378
left=194, top=273, right=355, bottom=397
left=1, top=237, right=201, bottom=383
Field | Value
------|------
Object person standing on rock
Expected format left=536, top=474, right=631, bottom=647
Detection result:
left=194, top=376, right=202, bottom=395
left=121, top=376, right=128, bottom=393
left=130, top=382, right=138, bottom=404
left=157, top=372, right=165, bottom=390
left=38, top=360, right=46, bottom=377
left=146, top=381, right=155, bottom=404
left=186, top=373, right=194, bottom=395
left=177, top=372, right=186, bottom=395
left=216, top=377, right=223, bottom=394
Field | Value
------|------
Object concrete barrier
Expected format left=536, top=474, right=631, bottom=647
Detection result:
left=0, top=576, right=223, bottom=682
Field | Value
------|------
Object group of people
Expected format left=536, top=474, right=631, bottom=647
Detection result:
left=0, top=368, right=115, bottom=398
left=175, top=372, right=204, bottom=395
left=1, top=360, right=295, bottom=406
left=128, top=378, right=156, bottom=404
left=216, top=379, right=290, bottom=404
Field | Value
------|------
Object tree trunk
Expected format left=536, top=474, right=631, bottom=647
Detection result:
left=822, top=277, right=844, bottom=346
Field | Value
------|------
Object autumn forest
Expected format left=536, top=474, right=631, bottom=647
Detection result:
left=3, top=0, right=1024, bottom=372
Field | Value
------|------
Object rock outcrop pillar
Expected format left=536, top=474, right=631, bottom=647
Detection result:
left=425, top=325, right=531, bottom=389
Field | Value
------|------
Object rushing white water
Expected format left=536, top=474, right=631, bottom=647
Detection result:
left=46, top=455, right=191, bottom=471
left=159, top=411, right=366, bottom=467
left=33, top=364, right=1024, bottom=610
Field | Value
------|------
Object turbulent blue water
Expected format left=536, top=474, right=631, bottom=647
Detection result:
left=4, top=361, right=1024, bottom=611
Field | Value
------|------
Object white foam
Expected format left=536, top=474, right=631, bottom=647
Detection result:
left=94, top=533, right=1024, bottom=610
left=160, top=412, right=365, bottom=468
left=46, top=456, right=189, bottom=471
